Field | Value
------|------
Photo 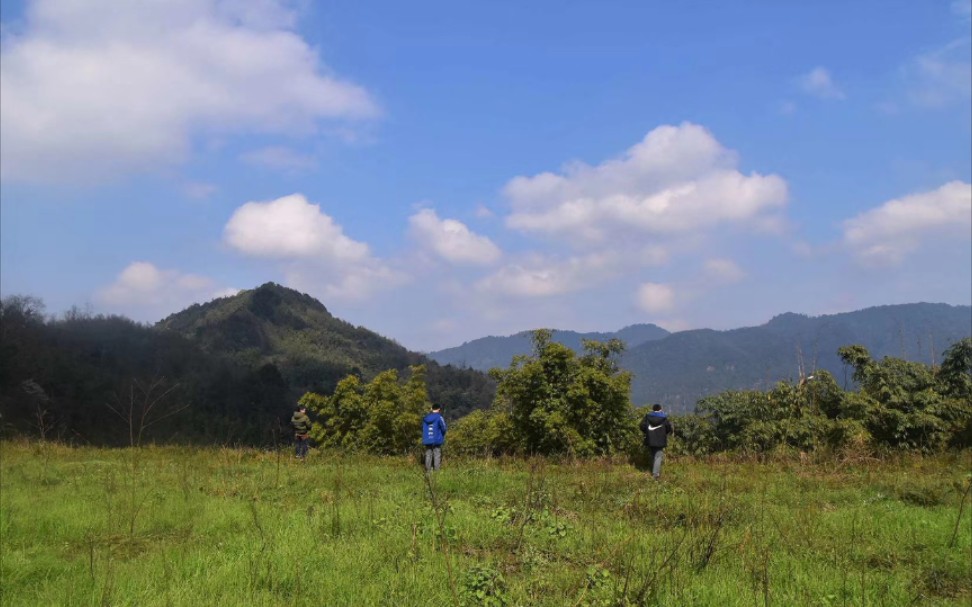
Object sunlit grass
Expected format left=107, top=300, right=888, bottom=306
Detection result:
left=1, top=440, right=968, bottom=606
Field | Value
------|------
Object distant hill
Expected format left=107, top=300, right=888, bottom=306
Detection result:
left=428, top=324, right=670, bottom=370
left=626, top=303, right=971, bottom=412
left=158, top=283, right=494, bottom=418
left=429, top=303, right=971, bottom=414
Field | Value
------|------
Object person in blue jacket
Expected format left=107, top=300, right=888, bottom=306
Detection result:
left=422, top=403, right=447, bottom=472
left=640, top=404, right=674, bottom=479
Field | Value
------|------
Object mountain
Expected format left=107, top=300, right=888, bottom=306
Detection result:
left=0, top=284, right=494, bottom=446
left=429, top=303, right=971, bottom=414
left=428, top=324, right=670, bottom=370
left=157, top=283, right=494, bottom=417
left=159, top=282, right=411, bottom=386
left=625, top=303, right=971, bottom=412
left=3, top=283, right=966, bottom=446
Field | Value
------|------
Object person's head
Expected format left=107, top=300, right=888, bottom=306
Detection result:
left=297, top=405, right=307, bottom=413
left=652, top=404, right=662, bottom=412
left=431, top=403, right=441, bottom=412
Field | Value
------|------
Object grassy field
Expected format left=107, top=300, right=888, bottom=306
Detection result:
left=1, top=441, right=969, bottom=606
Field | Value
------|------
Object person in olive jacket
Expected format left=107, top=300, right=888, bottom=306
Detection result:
left=640, top=404, right=673, bottom=479
left=291, top=404, right=311, bottom=459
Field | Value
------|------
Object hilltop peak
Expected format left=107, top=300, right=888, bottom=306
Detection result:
left=765, top=312, right=812, bottom=330
left=245, top=283, right=331, bottom=320
left=157, top=283, right=337, bottom=352
left=154, top=282, right=494, bottom=417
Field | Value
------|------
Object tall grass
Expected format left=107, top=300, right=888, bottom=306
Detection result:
left=1, top=440, right=968, bottom=606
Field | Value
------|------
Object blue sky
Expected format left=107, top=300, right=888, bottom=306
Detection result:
left=1, top=0, right=970, bottom=352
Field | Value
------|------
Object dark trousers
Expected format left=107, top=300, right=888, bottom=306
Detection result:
left=295, top=434, right=309, bottom=458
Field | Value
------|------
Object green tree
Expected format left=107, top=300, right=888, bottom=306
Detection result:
left=838, top=345, right=949, bottom=450
left=667, top=413, right=716, bottom=456
left=399, top=364, right=431, bottom=443
left=488, top=330, right=633, bottom=456
left=301, top=375, right=367, bottom=449
left=448, top=409, right=517, bottom=456
left=660, top=342, right=969, bottom=456
left=692, top=378, right=844, bottom=453
left=302, top=365, right=431, bottom=455
left=695, top=390, right=777, bottom=452
left=358, top=369, right=406, bottom=453
left=937, top=338, right=971, bottom=402
left=934, top=338, right=972, bottom=448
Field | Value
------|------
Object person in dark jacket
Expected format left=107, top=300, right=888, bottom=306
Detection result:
left=422, top=403, right=447, bottom=472
left=291, top=404, right=311, bottom=459
left=640, top=404, right=673, bottom=479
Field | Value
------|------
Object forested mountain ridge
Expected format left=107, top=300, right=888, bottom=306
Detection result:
left=157, top=283, right=495, bottom=418
left=428, top=323, right=670, bottom=369
left=627, top=303, right=971, bottom=412
left=2, top=284, right=968, bottom=444
left=430, top=303, right=971, bottom=413
left=0, top=284, right=493, bottom=445
left=158, top=282, right=417, bottom=391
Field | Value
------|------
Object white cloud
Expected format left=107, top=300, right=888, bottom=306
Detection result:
left=886, top=4, right=971, bottom=111
left=703, top=258, right=746, bottom=284
left=902, top=39, right=972, bottom=108
left=632, top=259, right=745, bottom=320
left=0, top=0, right=379, bottom=183
left=184, top=181, right=218, bottom=200
left=503, top=123, right=788, bottom=244
left=97, top=261, right=237, bottom=318
left=797, top=66, right=846, bottom=100
left=284, top=262, right=408, bottom=302
left=475, top=252, right=618, bottom=298
left=241, top=146, right=317, bottom=173
left=635, top=282, right=676, bottom=314
left=224, top=193, right=407, bottom=301
left=224, top=193, right=370, bottom=261
left=474, top=204, right=495, bottom=219
left=408, top=208, right=501, bottom=266
left=843, top=181, right=972, bottom=265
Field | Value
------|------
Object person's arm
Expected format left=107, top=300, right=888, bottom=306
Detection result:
left=439, top=416, right=447, bottom=435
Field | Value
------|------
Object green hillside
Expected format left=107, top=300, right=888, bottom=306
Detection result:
left=159, top=283, right=414, bottom=391
left=157, top=283, right=495, bottom=417
left=428, top=302, right=971, bottom=413
left=626, top=303, right=972, bottom=412
left=3, top=286, right=967, bottom=442
left=428, top=323, right=670, bottom=369
left=0, top=285, right=493, bottom=445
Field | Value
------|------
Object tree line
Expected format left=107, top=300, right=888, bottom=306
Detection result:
left=1, top=296, right=292, bottom=445
left=302, top=330, right=971, bottom=457
left=675, top=340, right=971, bottom=454
left=2, top=293, right=969, bottom=455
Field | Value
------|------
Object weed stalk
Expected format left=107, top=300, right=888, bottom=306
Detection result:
left=423, top=470, right=460, bottom=606
left=947, top=474, right=971, bottom=548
